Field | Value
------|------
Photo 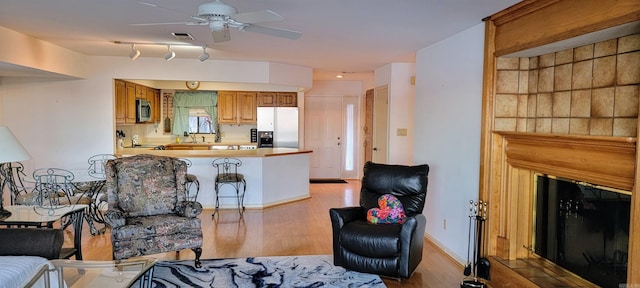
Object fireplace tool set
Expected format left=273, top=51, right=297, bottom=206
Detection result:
left=461, top=200, right=490, bottom=288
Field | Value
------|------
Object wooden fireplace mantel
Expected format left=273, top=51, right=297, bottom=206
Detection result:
left=497, top=131, right=637, bottom=192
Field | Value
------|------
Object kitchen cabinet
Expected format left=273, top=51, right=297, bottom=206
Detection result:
left=115, top=80, right=126, bottom=124
left=124, top=81, right=137, bottom=124
left=218, top=91, right=257, bottom=124
left=277, top=92, right=297, bottom=107
left=258, top=92, right=277, bottom=107
left=147, top=87, right=160, bottom=122
left=258, top=92, right=297, bottom=107
left=115, top=80, right=159, bottom=124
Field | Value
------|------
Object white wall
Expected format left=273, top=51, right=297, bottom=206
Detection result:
left=374, top=63, right=416, bottom=165
left=414, top=23, right=485, bottom=264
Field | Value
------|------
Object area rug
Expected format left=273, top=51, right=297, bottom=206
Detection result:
left=149, top=255, right=385, bottom=287
left=309, top=179, right=348, bottom=184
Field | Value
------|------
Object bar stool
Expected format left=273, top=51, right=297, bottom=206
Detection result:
left=179, top=158, right=200, bottom=202
left=212, top=158, right=246, bottom=217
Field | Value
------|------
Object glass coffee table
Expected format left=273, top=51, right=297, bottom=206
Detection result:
left=50, top=258, right=156, bottom=288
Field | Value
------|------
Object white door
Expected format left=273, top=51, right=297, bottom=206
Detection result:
left=305, top=97, right=342, bottom=179
left=373, top=85, right=389, bottom=164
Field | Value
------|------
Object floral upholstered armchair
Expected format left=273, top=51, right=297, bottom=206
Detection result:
left=104, top=154, right=203, bottom=267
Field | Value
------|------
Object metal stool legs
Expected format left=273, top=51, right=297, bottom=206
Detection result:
left=212, top=178, right=246, bottom=217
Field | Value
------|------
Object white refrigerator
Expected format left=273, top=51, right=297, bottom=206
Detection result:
left=257, top=107, right=299, bottom=148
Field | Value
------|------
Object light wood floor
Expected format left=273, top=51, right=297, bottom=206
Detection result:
left=70, top=180, right=463, bottom=287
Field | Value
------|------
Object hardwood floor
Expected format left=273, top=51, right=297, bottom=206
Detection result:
left=71, top=180, right=463, bottom=287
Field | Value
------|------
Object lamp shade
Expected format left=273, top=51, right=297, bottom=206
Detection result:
left=0, top=127, right=31, bottom=163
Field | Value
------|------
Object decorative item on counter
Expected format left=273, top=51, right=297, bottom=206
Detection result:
left=132, top=134, right=140, bottom=146
left=116, top=130, right=125, bottom=149
left=176, top=135, right=181, bottom=143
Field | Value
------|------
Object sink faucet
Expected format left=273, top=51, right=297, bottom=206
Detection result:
left=202, top=136, right=205, bottom=143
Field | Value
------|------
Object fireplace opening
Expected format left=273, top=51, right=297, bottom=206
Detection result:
left=534, top=174, right=630, bottom=288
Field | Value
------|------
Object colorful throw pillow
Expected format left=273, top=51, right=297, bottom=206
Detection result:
left=367, top=194, right=406, bottom=224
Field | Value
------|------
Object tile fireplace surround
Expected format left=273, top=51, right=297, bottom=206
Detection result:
left=487, top=34, right=638, bottom=287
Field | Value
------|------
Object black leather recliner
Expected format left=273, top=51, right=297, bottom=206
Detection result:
left=329, top=161, right=429, bottom=279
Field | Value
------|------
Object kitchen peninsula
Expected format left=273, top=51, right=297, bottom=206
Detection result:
left=115, top=147, right=313, bottom=210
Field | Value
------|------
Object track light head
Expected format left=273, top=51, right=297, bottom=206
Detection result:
left=164, top=45, right=175, bottom=61
left=199, top=46, right=209, bottom=62
left=129, top=44, right=140, bottom=60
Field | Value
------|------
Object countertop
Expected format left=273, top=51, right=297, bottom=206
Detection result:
left=115, top=147, right=313, bottom=158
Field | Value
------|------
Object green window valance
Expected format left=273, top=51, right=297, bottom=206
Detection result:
left=172, top=91, right=217, bottom=135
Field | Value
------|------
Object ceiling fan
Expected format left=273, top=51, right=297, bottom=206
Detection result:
left=134, top=0, right=302, bottom=43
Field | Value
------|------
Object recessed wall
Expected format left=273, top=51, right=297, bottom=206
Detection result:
left=494, top=33, right=639, bottom=137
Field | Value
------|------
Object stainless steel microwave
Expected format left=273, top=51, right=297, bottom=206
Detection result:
left=136, top=99, right=151, bottom=122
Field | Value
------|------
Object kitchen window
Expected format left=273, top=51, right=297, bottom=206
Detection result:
left=188, top=108, right=214, bottom=134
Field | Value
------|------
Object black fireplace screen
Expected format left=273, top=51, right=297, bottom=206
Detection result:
left=534, top=175, right=630, bottom=288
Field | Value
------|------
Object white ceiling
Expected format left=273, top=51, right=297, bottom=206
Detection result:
left=0, top=0, right=520, bottom=80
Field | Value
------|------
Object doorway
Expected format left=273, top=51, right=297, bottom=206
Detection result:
left=372, top=85, right=389, bottom=164
left=305, top=96, right=343, bottom=179
left=305, top=96, right=359, bottom=179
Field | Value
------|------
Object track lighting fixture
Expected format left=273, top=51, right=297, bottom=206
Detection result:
left=116, top=41, right=212, bottom=62
left=199, top=46, right=210, bottom=62
left=129, top=44, right=141, bottom=61
left=164, top=45, right=176, bottom=61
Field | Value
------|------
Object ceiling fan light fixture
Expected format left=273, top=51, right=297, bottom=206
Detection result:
left=209, top=20, right=226, bottom=31
left=129, top=44, right=140, bottom=60
left=164, top=45, right=175, bottom=61
left=199, top=46, right=210, bottom=62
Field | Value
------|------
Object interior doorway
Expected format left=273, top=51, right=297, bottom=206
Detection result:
left=363, top=89, right=374, bottom=164
left=373, top=85, right=389, bottom=164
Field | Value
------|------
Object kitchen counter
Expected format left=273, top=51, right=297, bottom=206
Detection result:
left=114, top=147, right=313, bottom=210
left=115, top=147, right=311, bottom=158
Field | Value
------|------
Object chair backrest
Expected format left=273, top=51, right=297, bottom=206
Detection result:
left=32, top=168, right=75, bottom=206
left=105, top=154, right=187, bottom=217
left=0, top=162, right=31, bottom=205
left=360, top=161, right=429, bottom=216
left=212, top=158, right=243, bottom=182
left=179, top=158, right=192, bottom=168
left=87, top=154, right=117, bottom=179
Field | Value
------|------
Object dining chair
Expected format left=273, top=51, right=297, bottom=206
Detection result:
left=32, top=168, right=94, bottom=232
left=32, top=168, right=81, bottom=207
left=87, top=154, right=117, bottom=179
left=80, top=153, right=117, bottom=233
left=0, top=162, right=34, bottom=205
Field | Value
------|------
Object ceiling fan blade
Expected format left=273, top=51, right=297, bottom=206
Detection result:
left=243, top=25, right=302, bottom=40
left=232, top=10, right=283, bottom=24
left=212, top=28, right=231, bottom=43
left=130, top=21, right=200, bottom=26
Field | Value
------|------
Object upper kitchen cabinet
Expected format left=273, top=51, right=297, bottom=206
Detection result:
left=277, top=92, right=297, bottom=107
left=258, top=92, right=277, bottom=106
left=115, top=80, right=159, bottom=124
left=257, top=92, right=297, bottom=107
left=147, top=87, right=160, bottom=122
left=115, top=80, right=127, bottom=124
left=124, top=81, right=137, bottom=124
left=218, top=91, right=257, bottom=124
